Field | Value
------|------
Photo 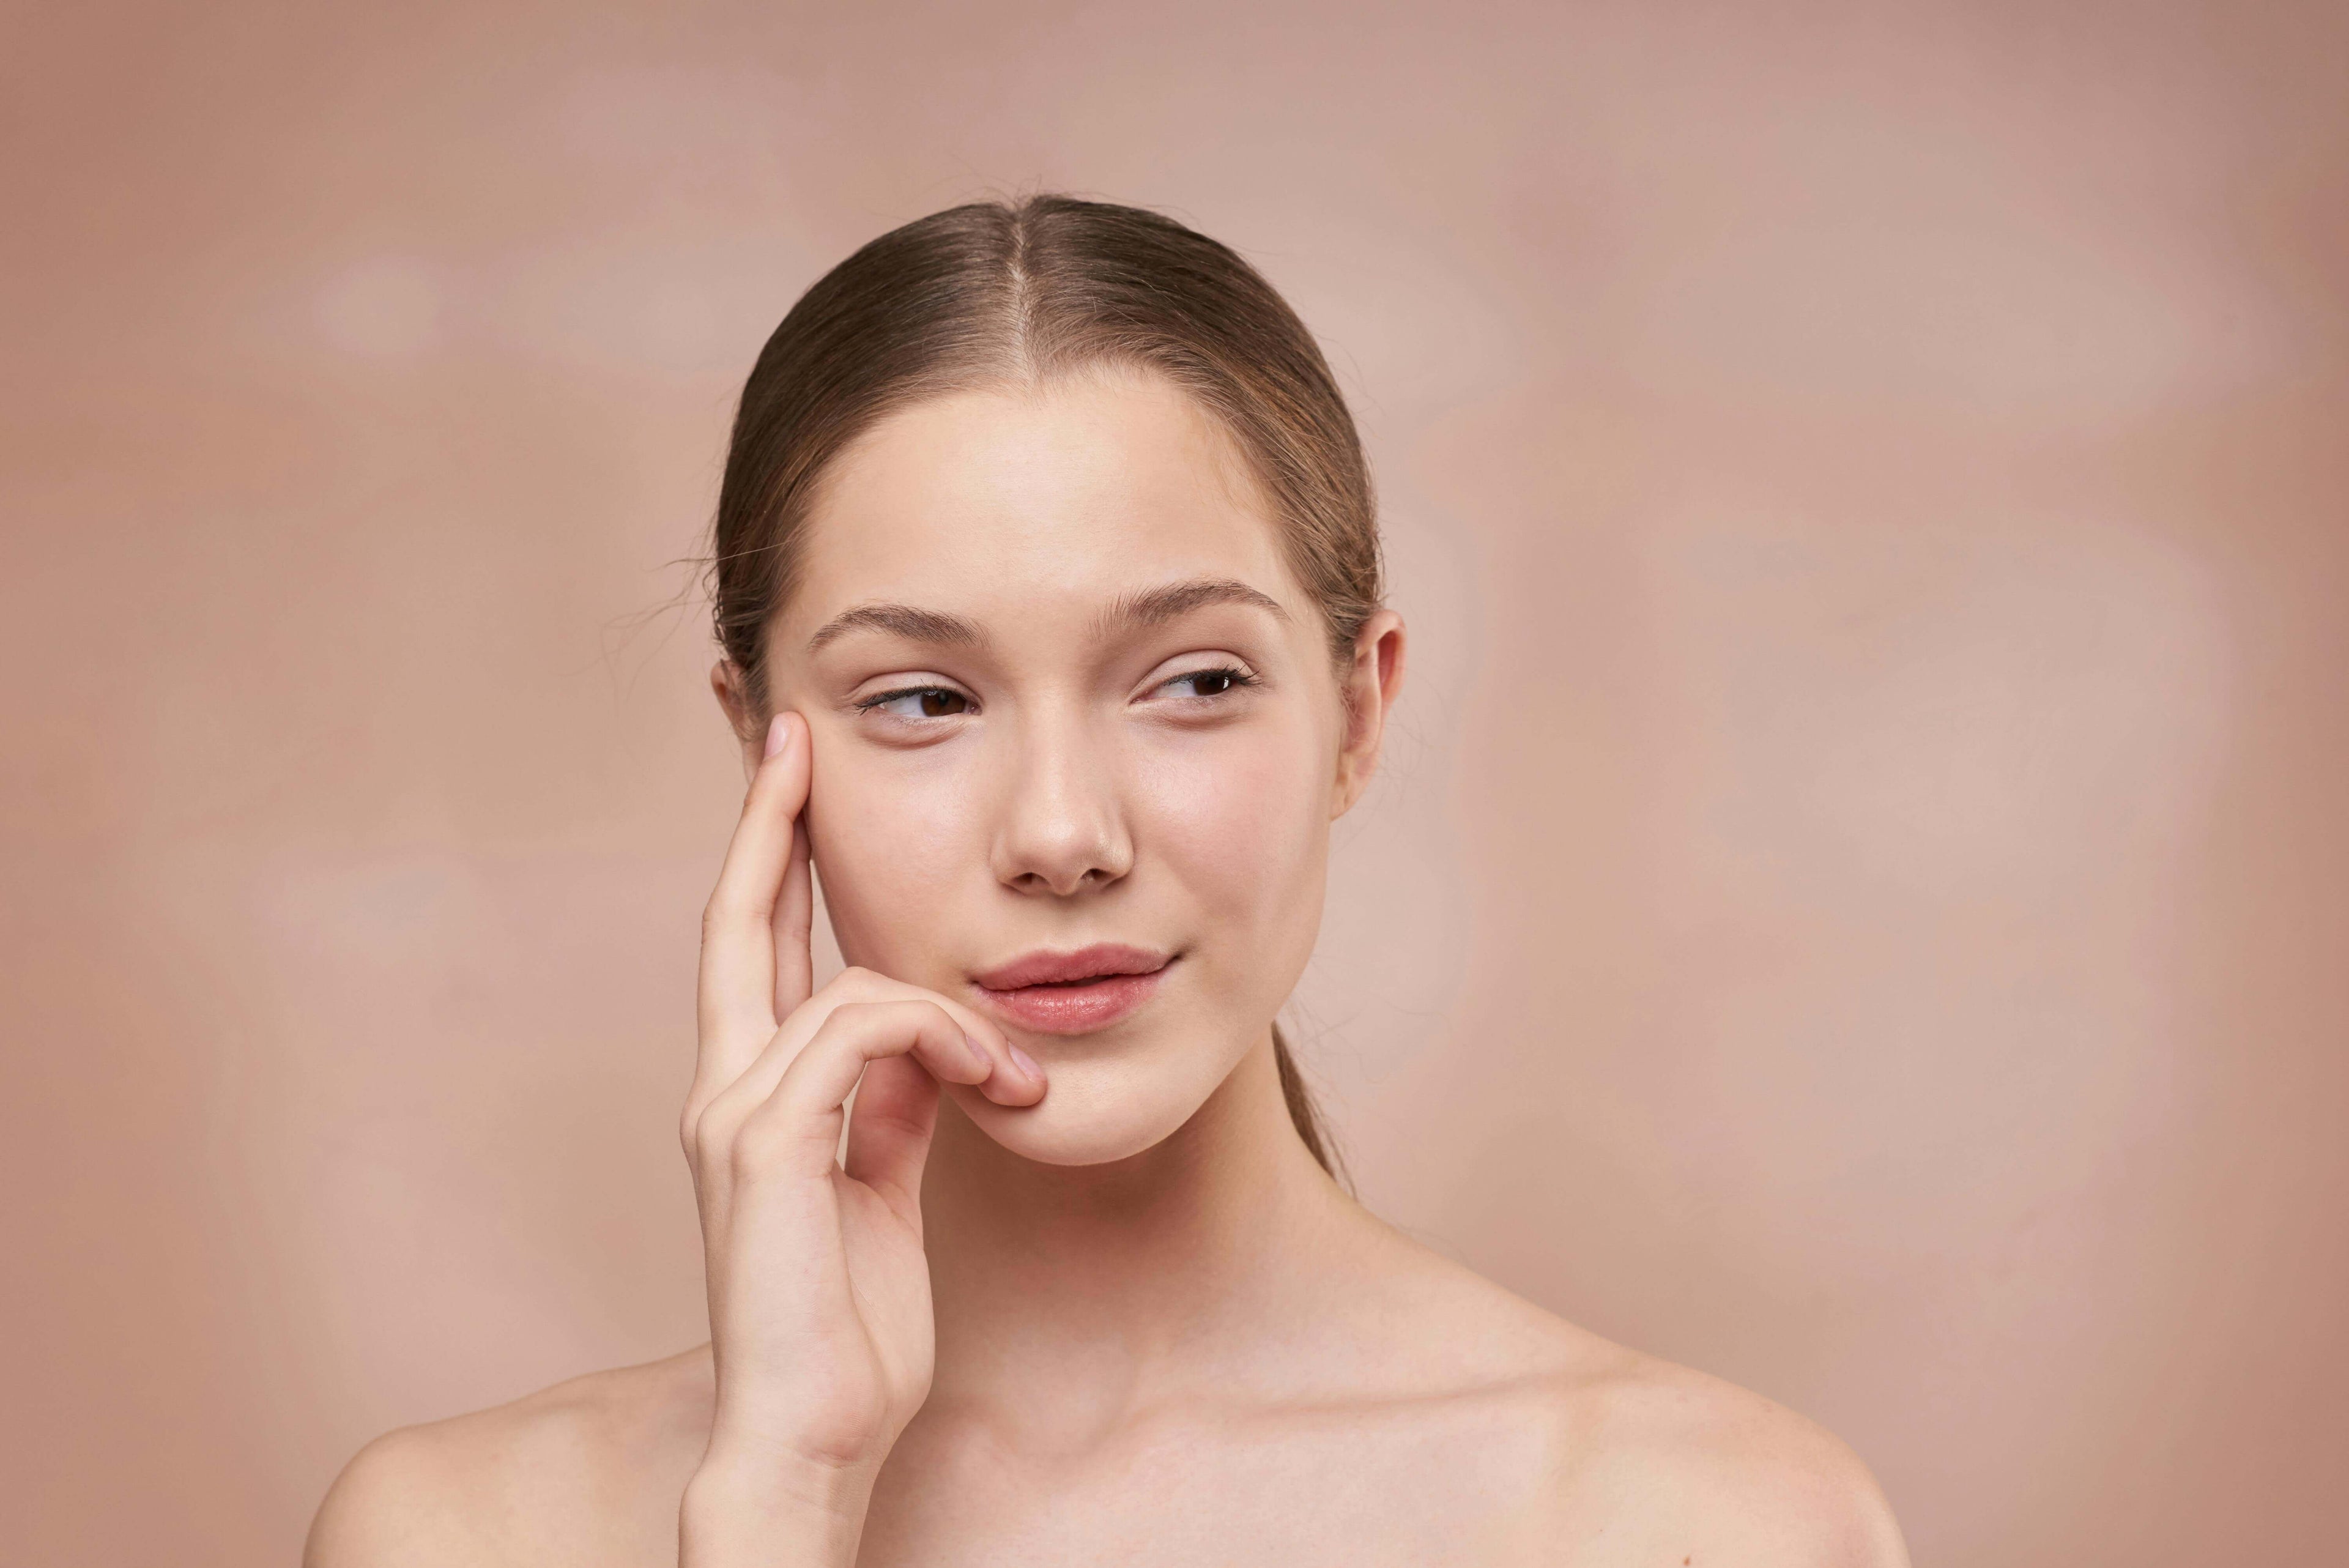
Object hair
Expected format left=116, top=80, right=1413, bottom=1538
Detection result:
left=707, top=193, right=1380, bottom=1186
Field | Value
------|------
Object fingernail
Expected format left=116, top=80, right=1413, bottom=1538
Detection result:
left=1009, top=1043, right=1044, bottom=1083
left=763, top=714, right=790, bottom=759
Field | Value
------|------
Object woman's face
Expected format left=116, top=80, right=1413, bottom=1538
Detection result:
left=741, top=365, right=1400, bottom=1167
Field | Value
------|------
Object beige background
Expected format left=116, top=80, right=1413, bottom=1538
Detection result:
left=5, top=2, right=2345, bottom=1562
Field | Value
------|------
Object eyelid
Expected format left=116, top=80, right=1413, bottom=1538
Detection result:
left=847, top=657, right=1258, bottom=717
left=852, top=678, right=976, bottom=716
left=1145, top=661, right=1261, bottom=699
left=1145, top=646, right=1254, bottom=677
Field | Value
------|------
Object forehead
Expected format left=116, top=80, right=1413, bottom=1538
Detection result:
left=781, top=368, right=1299, bottom=637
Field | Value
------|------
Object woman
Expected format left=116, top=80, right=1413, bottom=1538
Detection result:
left=306, top=195, right=1909, bottom=1566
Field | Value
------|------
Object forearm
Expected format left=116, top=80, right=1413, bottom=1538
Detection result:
left=679, top=1449, right=880, bottom=1568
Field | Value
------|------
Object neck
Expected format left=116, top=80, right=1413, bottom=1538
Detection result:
left=916, top=1028, right=1359, bottom=1437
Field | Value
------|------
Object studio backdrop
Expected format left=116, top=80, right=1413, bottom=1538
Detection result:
left=4, top=2, right=2345, bottom=1563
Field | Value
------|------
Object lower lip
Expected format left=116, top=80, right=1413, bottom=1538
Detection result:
left=974, top=965, right=1167, bottom=1035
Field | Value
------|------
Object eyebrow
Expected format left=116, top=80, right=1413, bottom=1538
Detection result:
left=805, top=576, right=1289, bottom=655
left=806, top=602, right=988, bottom=655
left=1089, top=577, right=1291, bottom=641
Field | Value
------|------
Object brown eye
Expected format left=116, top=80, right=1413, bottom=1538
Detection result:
left=1160, top=666, right=1255, bottom=700
left=861, top=686, right=972, bottom=719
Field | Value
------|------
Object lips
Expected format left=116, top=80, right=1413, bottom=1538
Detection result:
left=969, top=943, right=1173, bottom=1035
left=971, top=943, right=1170, bottom=991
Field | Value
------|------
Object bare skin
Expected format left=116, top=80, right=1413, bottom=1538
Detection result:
left=306, top=367, right=1910, bottom=1567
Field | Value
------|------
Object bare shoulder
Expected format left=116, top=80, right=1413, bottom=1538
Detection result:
left=303, top=1345, right=715, bottom=1568
left=1534, top=1343, right=1910, bottom=1567
left=1354, top=1227, right=1907, bottom=1566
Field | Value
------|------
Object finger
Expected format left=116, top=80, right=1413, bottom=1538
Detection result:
left=837, top=976, right=1044, bottom=1108
left=738, top=1000, right=990, bottom=1179
left=726, top=968, right=1047, bottom=1128
left=840, top=1053, right=940, bottom=1218
left=695, top=712, right=810, bottom=1094
left=773, top=794, right=814, bottom=1020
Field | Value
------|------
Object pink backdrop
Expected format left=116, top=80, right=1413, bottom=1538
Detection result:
left=6, top=2, right=2345, bottom=1562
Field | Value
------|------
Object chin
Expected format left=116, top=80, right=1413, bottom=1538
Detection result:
left=948, top=1060, right=1213, bottom=1167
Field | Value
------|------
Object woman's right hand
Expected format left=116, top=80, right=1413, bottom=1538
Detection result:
left=678, top=711, right=1047, bottom=1565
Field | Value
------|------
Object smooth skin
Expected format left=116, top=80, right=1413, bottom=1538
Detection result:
left=306, top=365, right=1910, bottom=1567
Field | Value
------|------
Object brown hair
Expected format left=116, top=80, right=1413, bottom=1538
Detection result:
left=708, top=194, right=1379, bottom=1186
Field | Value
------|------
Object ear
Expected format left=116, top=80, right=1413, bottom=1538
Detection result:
left=1330, top=608, right=1407, bottom=820
left=710, top=659, right=764, bottom=783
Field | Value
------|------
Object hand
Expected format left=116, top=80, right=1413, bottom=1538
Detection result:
left=679, top=711, right=1046, bottom=1559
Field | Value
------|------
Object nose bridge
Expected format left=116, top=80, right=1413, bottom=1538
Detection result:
left=989, top=691, right=1132, bottom=896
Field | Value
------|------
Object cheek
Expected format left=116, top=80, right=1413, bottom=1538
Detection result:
left=1137, top=715, right=1330, bottom=938
left=805, top=746, right=971, bottom=968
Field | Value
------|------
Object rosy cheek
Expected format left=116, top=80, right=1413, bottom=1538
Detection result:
left=807, top=751, right=970, bottom=964
left=1137, top=724, right=1323, bottom=916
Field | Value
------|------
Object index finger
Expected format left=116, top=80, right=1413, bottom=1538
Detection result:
left=708, top=965, right=1046, bottom=1129
left=696, top=711, right=809, bottom=1094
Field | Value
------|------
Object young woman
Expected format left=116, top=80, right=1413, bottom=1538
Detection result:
left=306, top=195, right=1910, bottom=1567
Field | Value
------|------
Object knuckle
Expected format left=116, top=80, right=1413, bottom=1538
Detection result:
left=909, top=998, right=968, bottom=1048
left=702, top=888, right=764, bottom=931
left=812, top=998, right=883, bottom=1038
left=801, top=971, right=858, bottom=1013
left=691, top=1104, right=735, bottom=1171
left=680, top=1093, right=721, bottom=1162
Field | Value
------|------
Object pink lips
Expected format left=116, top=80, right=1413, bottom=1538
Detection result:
left=969, top=943, right=1173, bottom=1035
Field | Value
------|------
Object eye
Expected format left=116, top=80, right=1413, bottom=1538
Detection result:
left=1154, top=665, right=1258, bottom=700
left=856, top=686, right=972, bottom=719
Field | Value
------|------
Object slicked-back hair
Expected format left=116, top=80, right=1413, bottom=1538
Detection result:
left=708, top=195, right=1382, bottom=1184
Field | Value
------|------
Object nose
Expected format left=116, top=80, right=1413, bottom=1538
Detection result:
left=987, top=704, right=1134, bottom=897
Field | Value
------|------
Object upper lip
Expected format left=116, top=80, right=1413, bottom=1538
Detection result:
left=971, top=943, right=1173, bottom=991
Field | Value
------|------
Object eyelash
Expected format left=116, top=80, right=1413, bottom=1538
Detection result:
left=1159, top=665, right=1260, bottom=701
left=853, top=666, right=1260, bottom=719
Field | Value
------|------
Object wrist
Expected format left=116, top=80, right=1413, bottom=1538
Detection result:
left=680, top=1447, right=878, bottom=1568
